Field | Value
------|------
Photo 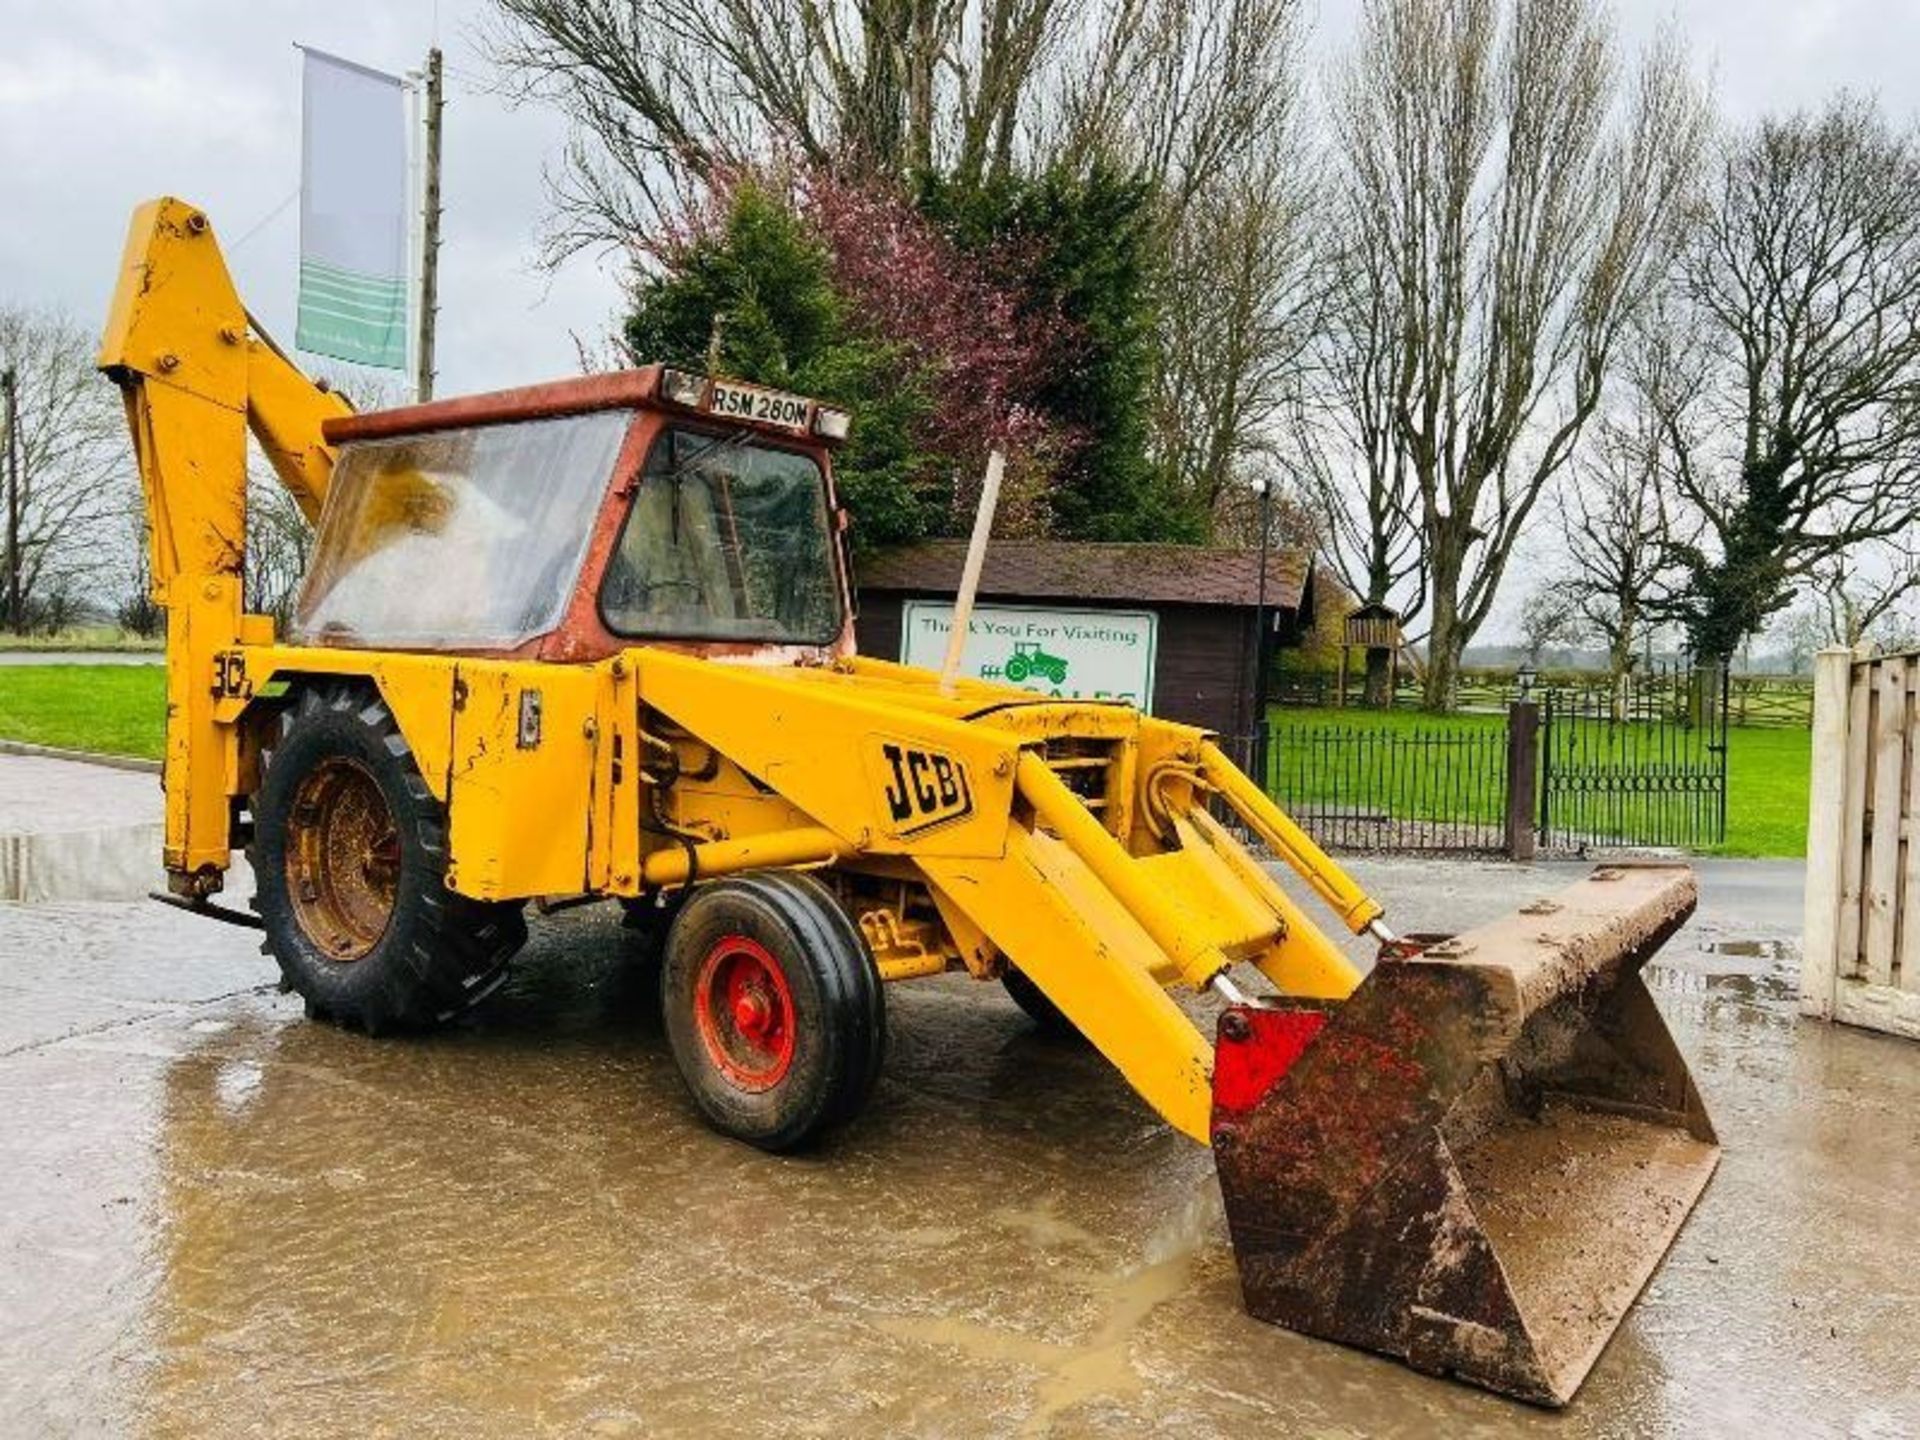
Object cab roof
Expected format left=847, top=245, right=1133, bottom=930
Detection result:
left=321, top=367, right=847, bottom=449
left=323, top=368, right=665, bottom=446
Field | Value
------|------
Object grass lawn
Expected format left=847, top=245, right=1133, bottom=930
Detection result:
left=0, top=664, right=166, bottom=760
left=0, top=627, right=162, bottom=652
left=0, top=667, right=1811, bottom=857
left=1718, top=724, right=1809, bottom=858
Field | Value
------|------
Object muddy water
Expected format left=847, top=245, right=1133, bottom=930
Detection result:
left=2, top=865, right=1918, bottom=1437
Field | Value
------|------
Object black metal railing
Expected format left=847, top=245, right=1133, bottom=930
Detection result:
left=1244, top=719, right=1514, bottom=854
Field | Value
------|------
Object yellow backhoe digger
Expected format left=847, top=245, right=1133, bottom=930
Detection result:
left=99, top=197, right=1718, bottom=1406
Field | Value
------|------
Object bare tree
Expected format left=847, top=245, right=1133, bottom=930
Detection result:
left=245, top=465, right=314, bottom=629
left=1560, top=404, right=1673, bottom=690
left=1796, top=540, right=1920, bottom=651
left=1047, top=0, right=1300, bottom=213
left=1145, top=0, right=1317, bottom=528
left=490, top=0, right=1084, bottom=255
left=1207, top=466, right=1321, bottom=553
left=1336, top=0, right=1706, bottom=708
left=1517, top=582, right=1586, bottom=666
left=1654, top=96, right=1920, bottom=661
left=1296, top=186, right=1426, bottom=705
left=0, top=305, right=133, bottom=633
left=493, top=0, right=1307, bottom=251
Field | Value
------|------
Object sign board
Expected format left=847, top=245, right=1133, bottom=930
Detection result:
left=899, top=602, right=1158, bottom=710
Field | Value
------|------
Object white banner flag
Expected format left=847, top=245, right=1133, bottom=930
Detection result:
left=297, top=47, right=409, bottom=370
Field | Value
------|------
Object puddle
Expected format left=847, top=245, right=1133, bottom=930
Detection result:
left=1648, top=966, right=1798, bottom=1006
left=1700, top=938, right=1794, bottom=961
left=877, top=1251, right=1196, bottom=1438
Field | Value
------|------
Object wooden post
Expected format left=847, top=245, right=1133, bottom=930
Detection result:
left=1504, top=700, right=1538, bottom=862
left=414, top=45, right=444, bottom=403
left=939, top=449, right=1003, bottom=697
left=1802, top=647, right=1856, bottom=1019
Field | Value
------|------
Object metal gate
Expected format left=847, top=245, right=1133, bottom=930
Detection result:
left=1539, top=663, right=1729, bottom=851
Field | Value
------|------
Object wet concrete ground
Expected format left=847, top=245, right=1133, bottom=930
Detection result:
left=2, top=783, right=1917, bottom=1435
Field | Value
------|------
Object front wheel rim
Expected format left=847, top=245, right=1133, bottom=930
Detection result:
left=692, top=934, right=797, bottom=1091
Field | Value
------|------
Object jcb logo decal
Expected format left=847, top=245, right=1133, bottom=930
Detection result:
left=876, top=740, right=973, bottom=836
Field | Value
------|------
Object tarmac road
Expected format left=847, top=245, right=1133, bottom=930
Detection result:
left=0, top=755, right=1915, bottom=1438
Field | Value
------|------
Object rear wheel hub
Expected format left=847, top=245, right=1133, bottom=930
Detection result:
left=284, top=757, right=399, bottom=962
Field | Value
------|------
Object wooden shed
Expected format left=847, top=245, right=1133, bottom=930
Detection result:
left=855, top=540, right=1315, bottom=739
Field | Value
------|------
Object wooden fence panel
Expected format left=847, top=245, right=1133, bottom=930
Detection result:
left=1863, top=657, right=1907, bottom=988
left=1901, top=680, right=1920, bottom=994
left=1834, top=663, right=1872, bottom=982
left=1804, top=647, right=1920, bottom=1039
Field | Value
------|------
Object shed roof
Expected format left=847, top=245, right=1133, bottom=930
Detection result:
left=858, top=540, right=1311, bottom=610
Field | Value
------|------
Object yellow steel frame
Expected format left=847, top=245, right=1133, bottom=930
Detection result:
left=101, top=195, right=1386, bottom=1145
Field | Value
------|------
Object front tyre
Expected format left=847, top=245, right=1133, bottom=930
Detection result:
left=660, top=872, right=885, bottom=1152
left=1001, top=965, right=1079, bottom=1038
left=249, top=685, right=526, bottom=1033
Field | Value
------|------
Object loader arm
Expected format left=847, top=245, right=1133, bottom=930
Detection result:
left=628, top=654, right=1719, bottom=1403
left=97, top=197, right=353, bottom=895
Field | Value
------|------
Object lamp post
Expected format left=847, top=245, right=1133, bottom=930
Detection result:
left=1252, top=477, right=1273, bottom=780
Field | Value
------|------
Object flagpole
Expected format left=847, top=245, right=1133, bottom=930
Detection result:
left=415, top=46, right=444, bottom=403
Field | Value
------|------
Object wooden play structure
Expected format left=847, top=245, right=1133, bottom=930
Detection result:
left=1335, top=603, right=1406, bottom=708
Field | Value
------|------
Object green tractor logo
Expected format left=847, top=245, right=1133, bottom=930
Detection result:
left=1000, top=641, right=1069, bottom=686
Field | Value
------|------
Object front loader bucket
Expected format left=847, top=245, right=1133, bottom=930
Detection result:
left=1212, top=864, right=1717, bottom=1407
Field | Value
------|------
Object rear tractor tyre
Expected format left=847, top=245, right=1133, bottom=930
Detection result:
left=248, top=685, right=527, bottom=1033
left=1001, top=966, right=1080, bottom=1039
left=660, top=872, right=885, bottom=1152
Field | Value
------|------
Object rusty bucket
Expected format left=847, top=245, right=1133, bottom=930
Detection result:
left=1212, top=864, right=1718, bottom=1406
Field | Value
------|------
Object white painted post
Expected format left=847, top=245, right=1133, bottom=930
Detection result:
left=1801, top=647, right=1855, bottom=1019
left=939, top=449, right=1004, bottom=697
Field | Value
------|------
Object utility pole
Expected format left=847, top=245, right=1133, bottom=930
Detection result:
left=415, top=45, right=444, bottom=402
left=3, top=367, right=19, bottom=634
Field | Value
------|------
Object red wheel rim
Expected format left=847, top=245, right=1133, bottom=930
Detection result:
left=692, top=934, right=796, bottom=1091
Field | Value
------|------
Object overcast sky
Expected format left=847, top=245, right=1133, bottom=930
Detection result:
left=3, top=0, right=1917, bottom=637
left=8, top=0, right=1918, bottom=396
left=0, top=0, right=623, bottom=396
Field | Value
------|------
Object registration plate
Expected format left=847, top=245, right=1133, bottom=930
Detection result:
left=709, top=380, right=813, bottom=430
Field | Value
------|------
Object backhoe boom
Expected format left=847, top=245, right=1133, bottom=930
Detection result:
left=98, top=197, right=350, bottom=892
